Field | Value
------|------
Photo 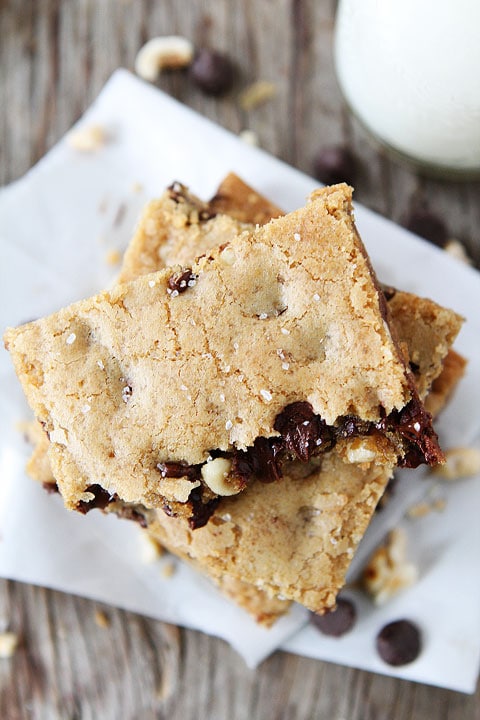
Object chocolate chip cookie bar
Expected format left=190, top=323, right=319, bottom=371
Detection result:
left=5, top=184, right=445, bottom=532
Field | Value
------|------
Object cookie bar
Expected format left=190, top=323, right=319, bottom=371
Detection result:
left=119, top=175, right=282, bottom=284
left=21, top=177, right=462, bottom=622
left=6, top=184, right=446, bottom=533
left=119, top=182, right=250, bottom=283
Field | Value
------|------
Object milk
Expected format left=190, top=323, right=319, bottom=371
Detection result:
left=334, top=0, right=480, bottom=175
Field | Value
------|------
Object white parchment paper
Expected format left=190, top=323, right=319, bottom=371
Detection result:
left=0, top=70, right=479, bottom=692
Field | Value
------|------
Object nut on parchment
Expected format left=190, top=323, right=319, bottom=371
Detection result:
left=135, top=36, right=194, bottom=81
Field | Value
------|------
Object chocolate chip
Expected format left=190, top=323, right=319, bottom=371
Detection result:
left=405, top=207, right=448, bottom=247
left=156, top=461, right=201, bottom=481
left=187, top=486, right=220, bottom=529
left=76, top=484, right=117, bottom=514
left=42, top=481, right=60, bottom=494
left=274, top=401, right=335, bottom=461
left=312, top=146, right=356, bottom=186
left=376, top=619, right=422, bottom=666
left=381, top=284, right=397, bottom=301
left=310, top=598, right=357, bottom=637
left=112, top=504, right=149, bottom=528
left=167, top=268, right=198, bottom=295
left=190, top=49, right=235, bottom=96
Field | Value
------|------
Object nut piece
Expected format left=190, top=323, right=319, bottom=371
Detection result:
left=94, top=609, right=111, bottom=628
left=68, top=124, right=107, bottom=152
left=444, top=239, right=472, bottom=265
left=0, top=632, right=19, bottom=658
left=134, top=36, right=194, bottom=82
left=433, top=446, right=480, bottom=480
left=201, top=457, right=237, bottom=496
left=346, top=439, right=377, bottom=464
left=239, top=81, right=277, bottom=111
left=239, top=129, right=259, bottom=146
left=362, top=528, right=418, bottom=605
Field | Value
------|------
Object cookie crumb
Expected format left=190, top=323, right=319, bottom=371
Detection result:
left=433, top=446, right=480, bottom=480
left=239, top=129, right=259, bottom=146
left=0, top=632, right=19, bottom=658
left=68, top=124, right=107, bottom=152
left=105, top=249, right=122, bottom=266
left=239, top=81, right=276, bottom=110
left=94, top=609, right=111, bottom=629
left=131, top=182, right=144, bottom=194
left=407, top=501, right=432, bottom=519
left=362, top=528, right=418, bottom=604
left=139, top=532, right=164, bottom=564
left=161, top=560, right=176, bottom=579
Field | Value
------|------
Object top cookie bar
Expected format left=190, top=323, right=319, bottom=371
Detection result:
left=4, top=184, right=443, bottom=525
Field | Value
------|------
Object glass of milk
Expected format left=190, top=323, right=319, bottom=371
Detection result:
left=334, top=0, right=480, bottom=179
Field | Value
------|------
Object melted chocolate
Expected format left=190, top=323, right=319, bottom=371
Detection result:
left=167, top=268, right=198, bottom=295
left=76, top=484, right=117, bottom=514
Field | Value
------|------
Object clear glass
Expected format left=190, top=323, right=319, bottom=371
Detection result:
left=334, top=0, right=480, bottom=180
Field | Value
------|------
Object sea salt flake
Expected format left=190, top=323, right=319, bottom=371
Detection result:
left=293, top=232, right=301, bottom=241
left=225, top=420, right=233, bottom=431
left=260, top=389, right=272, bottom=402
left=66, top=333, right=76, bottom=345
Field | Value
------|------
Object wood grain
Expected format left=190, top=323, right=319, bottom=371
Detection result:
left=1, top=1, right=479, bottom=717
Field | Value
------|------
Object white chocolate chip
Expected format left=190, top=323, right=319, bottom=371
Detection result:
left=434, top=446, right=480, bottom=480
left=201, top=457, right=237, bottom=496
left=134, top=36, right=194, bottom=81
left=0, top=632, right=19, bottom=658
left=68, top=124, right=107, bottom=152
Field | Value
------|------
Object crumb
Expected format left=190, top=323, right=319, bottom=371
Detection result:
left=68, top=124, right=107, bottom=152
left=444, top=239, right=472, bottom=265
left=407, top=501, right=432, bottom=519
left=433, top=446, right=480, bottom=480
left=362, top=528, right=418, bottom=605
left=432, top=497, right=447, bottom=512
left=139, top=532, right=164, bottom=564
left=94, top=609, right=111, bottom=629
left=239, top=129, right=259, bottom=146
left=161, top=560, right=176, bottom=579
left=239, top=81, right=277, bottom=111
left=105, top=249, right=122, bottom=266
left=131, top=182, right=144, bottom=194
left=0, top=632, right=19, bottom=658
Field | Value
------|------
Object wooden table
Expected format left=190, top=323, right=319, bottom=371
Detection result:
left=1, top=2, right=479, bottom=717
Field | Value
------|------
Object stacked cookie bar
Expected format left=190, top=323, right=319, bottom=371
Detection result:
left=5, top=175, right=464, bottom=624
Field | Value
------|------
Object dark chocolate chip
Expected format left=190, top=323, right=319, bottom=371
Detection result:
left=190, top=49, right=235, bottom=96
left=113, top=504, right=148, bottom=528
left=381, top=284, right=397, bottom=301
left=312, top=146, right=356, bottom=186
left=156, top=461, right=201, bottom=481
left=188, top=486, right=220, bottom=529
left=167, top=268, right=198, bottom=295
left=404, top=207, right=448, bottom=247
left=376, top=619, right=422, bottom=666
left=76, top=484, right=117, bottom=514
left=311, top=598, right=357, bottom=637
left=274, top=401, right=335, bottom=461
